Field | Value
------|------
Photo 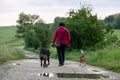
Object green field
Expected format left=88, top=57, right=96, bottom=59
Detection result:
left=0, top=26, right=26, bottom=64
left=0, top=26, right=24, bottom=46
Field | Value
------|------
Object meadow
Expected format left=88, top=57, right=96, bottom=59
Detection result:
left=0, top=26, right=26, bottom=64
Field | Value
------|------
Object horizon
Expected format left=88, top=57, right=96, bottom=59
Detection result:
left=0, top=0, right=120, bottom=26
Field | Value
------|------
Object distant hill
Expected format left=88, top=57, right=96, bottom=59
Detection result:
left=110, top=13, right=120, bottom=18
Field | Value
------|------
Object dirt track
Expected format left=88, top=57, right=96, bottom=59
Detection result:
left=0, top=48, right=120, bottom=80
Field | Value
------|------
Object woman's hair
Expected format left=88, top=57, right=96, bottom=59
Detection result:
left=59, top=22, right=65, bottom=27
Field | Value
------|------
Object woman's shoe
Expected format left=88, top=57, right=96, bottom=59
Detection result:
left=58, top=64, right=63, bottom=66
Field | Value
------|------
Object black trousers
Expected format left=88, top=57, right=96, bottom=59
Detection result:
left=56, top=44, right=66, bottom=65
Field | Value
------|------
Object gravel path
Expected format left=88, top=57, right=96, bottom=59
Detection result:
left=0, top=48, right=120, bottom=80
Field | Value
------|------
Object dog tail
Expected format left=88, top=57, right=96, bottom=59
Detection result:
left=81, top=49, right=84, bottom=55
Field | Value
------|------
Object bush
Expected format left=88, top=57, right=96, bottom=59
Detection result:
left=34, top=25, right=52, bottom=49
left=24, top=30, right=38, bottom=49
left=65, top=7, right=104, bottom=50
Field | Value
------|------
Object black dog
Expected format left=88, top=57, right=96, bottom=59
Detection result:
left=39, top=48, right=50, bottom=67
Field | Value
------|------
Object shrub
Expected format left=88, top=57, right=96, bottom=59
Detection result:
left=65, top=7, right=104, bottom=50
left=24, top=30, right=38, bottom=48
left=34, top=25, right=52, bottom=49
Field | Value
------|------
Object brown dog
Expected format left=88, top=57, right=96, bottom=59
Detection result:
left=80, top=54, right=86, bottom=67
left=39, top=48, right=50, bottom=67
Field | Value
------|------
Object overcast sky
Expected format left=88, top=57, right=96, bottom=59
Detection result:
left=0, top=0, right=120, bottom=26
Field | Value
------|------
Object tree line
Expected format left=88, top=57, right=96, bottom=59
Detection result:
left=104, top=13, right=120, bottom=29
left=15, top=7, right=120, bottom=50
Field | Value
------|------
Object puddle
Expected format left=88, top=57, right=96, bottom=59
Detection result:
left=12, top=63, right=20, bottom=66
left=92, top=69, right=100, bottom=72
left=38, top=73, right=109, bottom=79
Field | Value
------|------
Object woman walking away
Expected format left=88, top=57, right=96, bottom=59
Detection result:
left=52, top=22, right=71, bottom=66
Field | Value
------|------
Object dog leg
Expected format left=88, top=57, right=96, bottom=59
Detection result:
left=80, top=62, right=86, bottom=68
left=41, top=60, right=42, bottom=67
left=43, top=59, right=47, bottom=67
left=47, top=57, right=50, bottom=65
left=80, top=62, right=83, bottom=67
left=83, top=62, right=86, bottom=67
left=80, top=62, right=81, bottom=66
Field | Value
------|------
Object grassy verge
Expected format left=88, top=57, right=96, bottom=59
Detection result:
left=49, top=47, right=120, bottom=73
left=86, top=47, right=120, bottom=73
left=0, top=26, right=26, bottom=64
left=0, top=46, right=26, bottom=64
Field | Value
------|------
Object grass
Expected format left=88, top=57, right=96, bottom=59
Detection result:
left=114, top=29, right=120, bottom=39
left=0, top=46, right=26, bottom=64
left=49, top=46, right=120, bottom=73
left=0, top=26, right=26, bottom=64
left=86, top=47, right=120, bottom=72
left=0, top=26, right=24, bottom=46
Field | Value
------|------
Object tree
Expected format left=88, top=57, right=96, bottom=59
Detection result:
left=34, top=23, right=52, bottom=49
left=24, top=30, right=38, bottom=48
left=113, top=15, right=120, bottom=29
left=16, top=12, right=52, bottom=49
left=16, top=12, right=40, bottom=37
left=23, top=21, right=52, bottom=49
left=51, top=17, right=65, bottom=33
left=65, top=7, right=105, bottom=49
left=104, top=15, right=115, bottom=23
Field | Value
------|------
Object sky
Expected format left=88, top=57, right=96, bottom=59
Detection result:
left=0, top=0, right=120, bottom=26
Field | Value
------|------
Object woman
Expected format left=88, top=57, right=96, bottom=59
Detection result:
left=52, top=22, right=71, bottom=66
